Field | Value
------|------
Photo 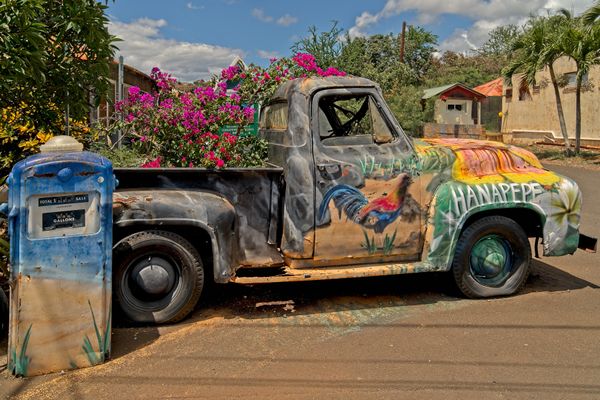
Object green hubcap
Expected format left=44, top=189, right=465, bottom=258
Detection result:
left=469, top=235, right=513, bottom=286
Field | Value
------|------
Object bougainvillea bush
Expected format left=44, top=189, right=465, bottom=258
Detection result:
left=113, top=53, right=346, bottom=168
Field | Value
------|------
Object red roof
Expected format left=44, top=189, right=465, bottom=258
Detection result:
left=474, top=77, right=503, bottom=97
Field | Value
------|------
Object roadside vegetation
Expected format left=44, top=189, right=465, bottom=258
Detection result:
left=528, top=143, right=600, bottom=170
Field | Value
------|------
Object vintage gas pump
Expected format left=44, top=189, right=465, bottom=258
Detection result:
left=3, top=136, right=114, bottom=376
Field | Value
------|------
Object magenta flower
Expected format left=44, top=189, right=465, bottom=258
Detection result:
left=141, top=156, right=161, bottom=168
left=221, top=65, right=240, bottom=81
left=128, top=86, right=140, bottom=96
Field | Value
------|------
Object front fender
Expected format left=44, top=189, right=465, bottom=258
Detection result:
left=113, top=190, right=237, bottom=283
left=422, top=180, right=554, bottom=271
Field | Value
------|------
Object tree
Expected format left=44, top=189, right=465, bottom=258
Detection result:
left=385, top=85, right=427, bottom=136
left=0, top=0, right=117, bottom=176
left=582, top=0, right=600, bottom=27
left=291, top=21, right=344, bottom=68
left=426, top=51, right=502, bottom=88
left=337, top=33, right=418, bottom=92
left=403, top=26, right=438, bottom=82
left=502, top=15, right=572, bottom=153
left=0, top=1, right=47, bottom=98
left=478, top=24, right=520, bottom=56
left=559, top=7, right=600, bottom=153
left=337, top=29, right=439, bottom=92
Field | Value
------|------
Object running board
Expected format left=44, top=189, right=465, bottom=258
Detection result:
left=231, top=262, right=439, bottom=284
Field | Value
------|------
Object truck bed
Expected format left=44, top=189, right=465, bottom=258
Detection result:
left=113, top=167, right=285, bottom=269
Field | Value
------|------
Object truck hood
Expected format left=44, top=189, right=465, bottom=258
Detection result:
left=413, top=138, right=561, bottom=186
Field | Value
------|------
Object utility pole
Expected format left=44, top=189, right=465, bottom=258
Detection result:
left=399, top=21, right=406, bottom=63
left=116, top=55, right=124, bottom=147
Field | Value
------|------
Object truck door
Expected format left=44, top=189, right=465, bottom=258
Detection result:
left=311, top=88, right=422, bottom=266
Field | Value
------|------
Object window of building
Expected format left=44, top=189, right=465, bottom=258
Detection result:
left=447, top=103, right=464, bottom=111
left=518, top=87, right=532, bottom=101
left=564, top=71, right=589, bottom=87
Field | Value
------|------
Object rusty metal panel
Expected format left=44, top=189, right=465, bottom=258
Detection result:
left=113, top=168, right=284, bottom=282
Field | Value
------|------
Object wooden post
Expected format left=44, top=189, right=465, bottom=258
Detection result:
left=399, top=21, right=406, bottom=63
left=477, top=100, right=482, bottom=125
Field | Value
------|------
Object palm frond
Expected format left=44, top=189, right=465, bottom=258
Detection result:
left=582, top=1, right=600, bottom=27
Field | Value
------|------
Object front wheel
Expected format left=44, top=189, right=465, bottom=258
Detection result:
left=114, top=230, right=204, bottom=324
left=452, top=216, right=531, bottom=298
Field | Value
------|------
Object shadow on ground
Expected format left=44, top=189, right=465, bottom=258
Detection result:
left=181, top=258, right=599, bottom=327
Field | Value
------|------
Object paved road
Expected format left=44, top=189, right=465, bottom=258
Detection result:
left=1, top=164, right=599, bottom=399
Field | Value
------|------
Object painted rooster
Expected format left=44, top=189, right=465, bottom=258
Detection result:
left=318, top=173, right=418, bottom=233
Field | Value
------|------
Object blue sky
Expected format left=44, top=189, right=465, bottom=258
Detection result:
left=107, top=0, right=594, bottom=82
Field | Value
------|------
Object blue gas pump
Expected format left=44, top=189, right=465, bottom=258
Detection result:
left=3, top=136, right=114, bottom=376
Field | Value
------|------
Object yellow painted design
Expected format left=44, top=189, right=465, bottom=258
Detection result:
left=416, top=138, right=561, bottom=186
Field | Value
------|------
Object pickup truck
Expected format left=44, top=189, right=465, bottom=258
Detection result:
left=112, top=76, right=597, bottom=324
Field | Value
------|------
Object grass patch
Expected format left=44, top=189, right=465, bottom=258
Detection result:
left=528, top=144, right=600, bottom=169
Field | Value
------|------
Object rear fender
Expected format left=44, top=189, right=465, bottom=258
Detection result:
left=113, top=190, right=237, bottom=283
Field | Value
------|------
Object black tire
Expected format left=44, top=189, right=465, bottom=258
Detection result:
left=0, top=288, right=7, bottom=338
left=452, top=216, right=531, bottom=298
left=114, top=230, right=204, bottom=324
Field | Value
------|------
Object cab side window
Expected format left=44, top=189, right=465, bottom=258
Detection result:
left=317, top=94, right=394, bottom=147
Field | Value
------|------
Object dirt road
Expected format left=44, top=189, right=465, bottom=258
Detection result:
left=1, top=164, right=599, bottom=399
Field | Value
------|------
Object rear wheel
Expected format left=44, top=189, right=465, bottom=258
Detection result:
left=114, top=230, right=204, bottom=324
left=0, top=289, right=7, bottom=338
left=452, top=216, right=531, bottom=298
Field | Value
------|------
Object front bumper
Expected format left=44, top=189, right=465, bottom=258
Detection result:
left=579, top=233, right=598, bottom=253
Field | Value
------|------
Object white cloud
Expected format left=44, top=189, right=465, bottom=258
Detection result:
left=252, top=8, right=273, bottom=23
left=277, top=14, right=298, bottom=26
left=257, top=49, right=280, bottom=59
left=252, top=8, right=298, bottom=26
left=108, top=18, right=244, bottom=82
left=186, top=2, right=204, bottom=10
left=350, top=0, right=596, bottom=52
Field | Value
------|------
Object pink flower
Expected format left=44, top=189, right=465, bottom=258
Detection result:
left=216, top=159, right=225, bottom=168
left=141, top=157, right=161, bottom=168
left=221, top=65, right=240, bottom=81
left=128, top=86, right=140, bottom=96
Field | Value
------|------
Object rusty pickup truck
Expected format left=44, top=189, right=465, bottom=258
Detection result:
left=112, top=76, right=597, bottom=324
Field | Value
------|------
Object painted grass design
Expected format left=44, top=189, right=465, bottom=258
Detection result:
left=82, top=300, right=111, bottom=366
left=361, top=230, right=377, bottom=255
left=9, top=324, right=32, bottom=377
left=383, top=229, right=398, bottom=255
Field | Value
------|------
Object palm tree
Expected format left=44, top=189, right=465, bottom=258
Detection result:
left=582, top=0, right=600, bottom=27
left=559, top=7, right=600, bottom=154
left=503, top=16, right=572, bottom=153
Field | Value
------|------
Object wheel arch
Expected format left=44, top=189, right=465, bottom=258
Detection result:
left=113, top=190, right=238, bottom=283
left=423, top=201, right=546, bottom=272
